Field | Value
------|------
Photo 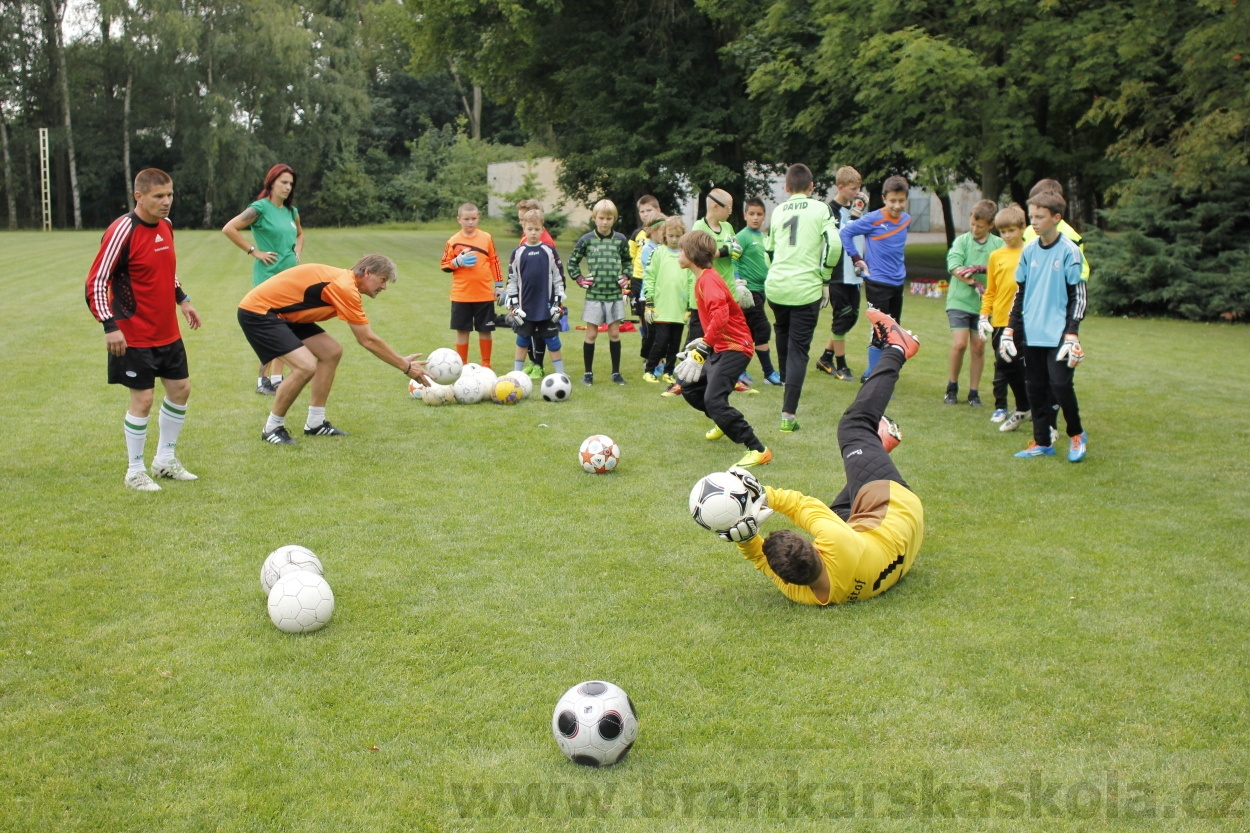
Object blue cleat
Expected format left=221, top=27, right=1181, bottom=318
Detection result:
left=764, top=371, right=782, bottom=386
left=1014, top=442, right=1055, bottom=458
left=1068, top=431, right=1087, bottom=463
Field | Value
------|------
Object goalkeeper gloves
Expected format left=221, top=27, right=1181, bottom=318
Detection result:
left=734, top=279, right=754, bottom=310
left=852, top=255, right=870, bottom=279
left=726, top=466, right=764, bottom=502
left=617, top=273, right=631, bottom=290
left=977, top=316, right=993, bottom=343
left=674, top=339, right=710, bottom=383
left=1056, top=334, right=1084, bottom=368
left=972, top=280, right=986, bottom=296
left=452, top=251, right=478, bottom=268
left=998, top=328, right=1017, bottom=363
left=850, top=190, right=869, bottom=219
left=504, top=307, right=526, bottom=326
left=728, top=237, right=743, bottom=260
left=716, top=494, right=774, bottom=543
left=644, top=304, right=655, bottom=324
left=574, top=274, right=593, bottom=289
left=494, top=281, right=506, bottom=304
left=550, top=302, right=565, bottom=320
left=820, top=284, right=831, bottom=309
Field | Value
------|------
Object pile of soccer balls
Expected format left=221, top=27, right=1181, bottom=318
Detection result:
left=408, top=347, right=573, bottom=404
left=260, top=544, right=335, bottom=633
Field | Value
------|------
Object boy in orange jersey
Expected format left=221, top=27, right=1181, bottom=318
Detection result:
left=441, top=203, right=503, bottom=368
left=702, top=309, right=923, bottom=605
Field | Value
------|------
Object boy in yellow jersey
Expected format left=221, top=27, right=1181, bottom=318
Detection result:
left=706, top=309, right=923, bottom=604
left=978, top=204, right=1031, bottom=432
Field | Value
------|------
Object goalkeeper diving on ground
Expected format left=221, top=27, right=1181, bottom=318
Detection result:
left=695, top=309, right=924, bottom=605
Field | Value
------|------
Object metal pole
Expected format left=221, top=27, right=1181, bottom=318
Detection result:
left=38, top=128, right=51, bottom=231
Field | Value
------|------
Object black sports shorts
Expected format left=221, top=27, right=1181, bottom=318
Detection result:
left=108, top=338, right=189, bottom=389
left=450, top=301, right=497, bottom=333
left=237, top=308, right=326, bottom=365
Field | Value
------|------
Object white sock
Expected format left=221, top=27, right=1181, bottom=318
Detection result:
left=270, top=374, right=283, bottom=384
left=306, top=406, right=326, bottom=429
left=258, top=376, right=267, bottom=387
left=124, top=413, right=148, bottom=474
left=153, top=398, right=187, bottom=465
left=265, top=413, right=285, bottom=433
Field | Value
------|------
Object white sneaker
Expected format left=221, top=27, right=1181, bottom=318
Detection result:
left=152, top=458, right=198, bottom=481
left=999, top=410, right=1031, bottom=432
left=125, top=471, right=162, bottom=491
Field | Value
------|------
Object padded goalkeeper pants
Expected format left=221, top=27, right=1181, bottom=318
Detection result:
left=829, top=346, right=910, bottom=521
left=1024, top=345, right=1082, bottom=447
left=681, top=349, right=764, bottom=452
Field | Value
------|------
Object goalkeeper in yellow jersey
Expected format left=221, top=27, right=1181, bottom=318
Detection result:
left=704, top=309, right=924, bottom=604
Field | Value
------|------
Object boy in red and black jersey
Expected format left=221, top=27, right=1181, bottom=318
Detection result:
left=85, top=168, right=202, bottom=491
left=674, top=230, right=772, bottom=470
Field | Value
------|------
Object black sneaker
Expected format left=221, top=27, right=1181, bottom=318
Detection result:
left=582, top=373, right=594, bottom=386
left=611, top=372, right=626, bottom=386
left=833, top=366, right=856, bottom=382
left=262, top=426, right=297, bottom=445
left=815, top=356, right=834, bottom=375
left=256, top=378, right=277, bottom=395
left=304, top=420, right=349, bottom=436
left=967, top=393, right=983, bottom=407
left=944, top=383, right=959, bottom=405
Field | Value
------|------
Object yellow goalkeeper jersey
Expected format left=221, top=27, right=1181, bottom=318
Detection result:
left=736, top=484, right=923, bottom=605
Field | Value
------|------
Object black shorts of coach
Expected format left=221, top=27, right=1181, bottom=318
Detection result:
left=107, top=339, right=190, bottom=390
left=237, top=308, right=327, bottom=365
left=450, top=300, right=497, bottom=333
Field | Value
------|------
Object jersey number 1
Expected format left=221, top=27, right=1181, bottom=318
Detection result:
left=781, top=216, right=799, bottom=247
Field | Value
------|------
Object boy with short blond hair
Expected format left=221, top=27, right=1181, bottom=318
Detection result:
left=979, top=204, right=1031, bottom=431
left=441, top=202, right=502, bottom=368
left=817, top=165, right=869, bottom=381
left=567, top=199, right=632, bottom=385
left=1023, top=179, right=1090, bottom=280
left=506, top=209, right=567, bottom=378
left=943, top=198, right=1004, bottom=406
left=513, top=198, right=559, bottom=377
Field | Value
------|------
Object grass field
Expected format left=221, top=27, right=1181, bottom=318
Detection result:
left=2, top=226, right=1248, bottom=832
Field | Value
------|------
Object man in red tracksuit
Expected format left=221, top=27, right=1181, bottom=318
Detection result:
left=673, top=229, right=773, bottom=469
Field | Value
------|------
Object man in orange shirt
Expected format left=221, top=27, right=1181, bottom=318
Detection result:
left=237, top=254, right=431, bottom=444
left=441, top=202, right=503, bottom=368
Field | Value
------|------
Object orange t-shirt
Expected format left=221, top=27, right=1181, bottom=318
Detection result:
left=441, top=230, right=502, bottom=302
left=238, top=263, right=369, bottom=325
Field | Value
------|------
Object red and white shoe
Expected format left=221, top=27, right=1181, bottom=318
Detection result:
left=866, top=308, right=920, bottom=359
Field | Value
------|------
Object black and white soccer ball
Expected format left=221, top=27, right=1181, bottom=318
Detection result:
left=425, top=348, right=463, bottom=385
left=541, top=373, right=572, bottom=402
left=688, top=472, right=753, bottom=533
left=552, top=680, right=638, bottom=767
left=260, top=544, right=324, bottom=595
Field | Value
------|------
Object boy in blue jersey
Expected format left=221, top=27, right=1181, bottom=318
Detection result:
left=998, top=191, right=1088, bottom=462
left=840, top=175, right=912, bottom=381
left=506, top=210, right=568, bottom=377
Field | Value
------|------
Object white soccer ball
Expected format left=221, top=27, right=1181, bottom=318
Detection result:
left=452, top=373, right=485, bottom=404
left=689, top=472, right=753, bottom=532
left=504, top=370, right=533, bottom=399
left=473, top=366, right=498, bottom=396
left=552, top=680, right=639, bottom=767
left=267, top=571, right=335, bottom=633
left=421, top=382, right=456, bottom=406
left=408, top=377, right=426, bottom=398
left=260, top=544, right=324, bottom=595
left=425, top=348, right=463, bottom=385
left=462, top=362, right=481, bottom=375
left=541, top=373, right=572, bottom=402
left=579, top=434, right=621, bottom=474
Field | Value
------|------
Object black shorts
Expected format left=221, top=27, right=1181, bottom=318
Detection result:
left=742, top=290, right=771, bottom=345
left=864, top=280, right=904, bottom=321
left=828, top=283, right=861, bottom=335
left=451, top=301, right=497, bottom=333
left=108, top=339, right=189, bottom=389
left=515, top=317, right=560, bottom=339
left=237, top=308, right=327, bottom=365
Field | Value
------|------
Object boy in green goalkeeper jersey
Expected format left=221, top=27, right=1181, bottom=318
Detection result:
left=692, top=189, right=741, bottom=294
left=567, top=199, right=632, bottom=386
left=764, top=164, right=842, bottom=432
left=736, top=198, right=779, bottom=385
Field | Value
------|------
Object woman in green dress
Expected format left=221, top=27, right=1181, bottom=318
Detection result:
left=222, top=164, right=306, bottom=394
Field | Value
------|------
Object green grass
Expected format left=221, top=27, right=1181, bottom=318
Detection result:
left=1, top=228, right=1248, bottom=832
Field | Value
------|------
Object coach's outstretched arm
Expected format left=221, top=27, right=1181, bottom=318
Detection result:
left=348, top=322, right=432, bottom=384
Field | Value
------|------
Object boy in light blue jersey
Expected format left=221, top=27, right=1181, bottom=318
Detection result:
left=839, top=175, right=911, bottom=381
left=998, top=191, right=1088, bottom=462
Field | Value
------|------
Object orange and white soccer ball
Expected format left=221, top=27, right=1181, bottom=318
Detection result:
left=579, top=434, right=620, bottom=474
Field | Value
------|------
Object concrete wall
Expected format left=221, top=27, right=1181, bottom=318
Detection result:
left=486, top=158, right=592, bottom=227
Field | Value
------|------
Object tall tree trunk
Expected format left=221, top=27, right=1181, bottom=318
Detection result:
left=471, top=85, right=482, bottom=140
left=123, top=70, right=133, bottom=210
left=24, top=138, right=37, bottom=227
left=47, top=0, right=81, bottom=229
left=1, top=117, right=15, bottom=230
left=939, top=192, right=956, bottom=249
left=202, top=53, right=215, bottom=228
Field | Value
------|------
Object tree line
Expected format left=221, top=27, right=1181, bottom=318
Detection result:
left=1, top=1, right=1246, bottom=318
